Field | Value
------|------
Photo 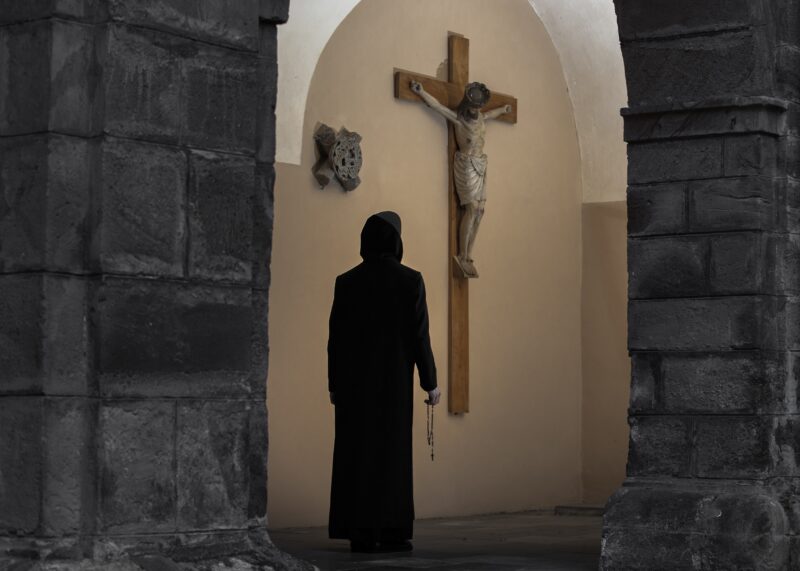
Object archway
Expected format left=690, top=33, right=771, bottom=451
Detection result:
left=0, top=0, right=789, bottom=568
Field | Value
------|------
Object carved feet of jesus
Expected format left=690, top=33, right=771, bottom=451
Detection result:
left=454, top=255, right=479, bottom=279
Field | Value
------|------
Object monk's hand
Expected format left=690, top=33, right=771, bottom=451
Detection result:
left=410, top=80, right=423, bottom=94
left=329, top=391, right=336, bottom=405
left=426, top=387, right=441, bottom=406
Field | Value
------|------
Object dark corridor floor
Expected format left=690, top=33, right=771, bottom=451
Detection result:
left=270, top=510, right=602, bottom=570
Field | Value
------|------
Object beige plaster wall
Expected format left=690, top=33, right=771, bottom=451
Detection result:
left=267, top=0, right=585, bottom=528
left=580, top=202, right=630, bottom=505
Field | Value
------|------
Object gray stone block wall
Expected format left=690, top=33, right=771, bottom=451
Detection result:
left=0, top=1, right=310, bottom=569
left=603, top=1, right=800, bottom=569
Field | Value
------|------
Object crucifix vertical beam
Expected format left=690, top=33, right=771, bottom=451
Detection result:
left=446, top=34, right=470, bottom=414
left=394, top=33, right=517, bottom=414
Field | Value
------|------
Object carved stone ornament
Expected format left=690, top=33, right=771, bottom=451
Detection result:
left=312, top=123, right=363, bottom=191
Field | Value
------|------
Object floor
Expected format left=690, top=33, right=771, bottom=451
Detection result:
left=270, top=510, right=602, bottom=570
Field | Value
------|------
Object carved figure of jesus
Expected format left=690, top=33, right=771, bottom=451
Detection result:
left=411, top=80, right=512, bottom=278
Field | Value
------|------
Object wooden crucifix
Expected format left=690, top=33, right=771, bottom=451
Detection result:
left=394, top=33, right=518, bottom=414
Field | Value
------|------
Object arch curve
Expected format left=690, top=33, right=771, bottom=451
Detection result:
left=276, top=0, right=627, bottom=202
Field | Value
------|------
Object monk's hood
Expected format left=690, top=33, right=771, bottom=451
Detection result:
left=360, top=211, right=403, bottom=262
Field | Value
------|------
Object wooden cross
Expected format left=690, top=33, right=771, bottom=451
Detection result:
left=393, top=32, right=518, bottom=414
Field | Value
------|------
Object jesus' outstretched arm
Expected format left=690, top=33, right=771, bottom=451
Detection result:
left=410, top=80, right=458, bottom=123
left=484, top=104, right=513, bottom=121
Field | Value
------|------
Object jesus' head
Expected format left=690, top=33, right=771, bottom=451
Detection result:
left=457, top=82, right=491, bottom=121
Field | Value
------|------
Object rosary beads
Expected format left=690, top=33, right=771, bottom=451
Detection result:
left=426, top=402, right=434, bottom=461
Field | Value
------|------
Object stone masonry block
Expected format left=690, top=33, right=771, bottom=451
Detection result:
left=789, top=300, right=800, bottom=351
left=706, top=493, right=790, bottom=539
left=778, top=234, right=800, bottom=296
left=628, top=139, right=723, bottom=184
left=0, top=20, right=97, bottom=137
left=0, top=0, right=54, bottom=23
left=790, top=353, right=800, bottom=411
left=0, top=397, right=43, bottom=534
left=627, top=183, right=686, bottom=237
left=0, top=275, right=43, bottom=393
left=253, top=164, right=274, bottom=290
left=773, top=0, right=800, bottom=46
left=49, top=20, right=98, bottom=136
left=624, top=527, right=793, bottom=570
left=104, top=25, right=182, bottom=144
left=0, top=1, right=107, bottom=24
left=724, top=134, right=779, bottom=177
left=99, top=400, right=176, bottom=533
left=627, top=416, right=690, bottom=477
left=53, top=0, right=107, bottom=21
left=42, top=397, right=94, bottom=536
left=601, top=528, right=697, bottom=569
left=0, top=135, right=92, bottom=274
left=629, top=296, right=772, bottom=351
left=0, top=136, right=48, bottom=271
left=615, top=0, right=758, bottom=41
left=103, top=25, right=259, bottom=153
left=188, top=151, right=254, bottom=283
left=177, top=401, right=250, bottom=530
left=248, top=403, right=268, bottom=522
left=786, top=136, right=800, bottom=180
left=92, top=278, right=252, bottom=398
left=0, top=21, right=51, bottom=135
left=256, top=25, right=278, bottom=163
left=182, top=43, right=259, bottom=154
left=776, top=45, right=800, bottom=101
left=771, top=478, right=800, bottom=536
left=690, top=524, right=791, bottom=568
left=774, top=417, right=800, bottom=477
left=628, top=232, right=767, bottom=298
left=96, top=137, right=186, bottom=277
left=633, top=352, right=793, bottom=415
left=622, top=30, right=772, bottom=108
left=784, top=299, right=800, bottom=353
left=260, top=0, right=289, bottom=24
left=788, top=102, right=800, bottom=139
left=689, top=176, right=777, bottom=233
left=0, top=274, right=90, bottom=396
left=709, top=232, right=764, bottom=294
left=623, top=104, right=786, bottom=143
left=44, top=136, right=93, bottom=273
left=694, top=416, right=775, bottom=478
left=628, top=236, right=706, bottom=299
left=108, top=0, right=259, bottom=51
left=628, top=353, right=657, bottom=413
left=41, top=274, right=91, bottom=396
left=605, top=484, right=788, bottom=537
left=600, top=526, right=700, bottom=571
left=602, top=485, right=789, bottom=570
left=662, top=353, right=767, bottom=414
left=250, top=289, right=269, bottom=396
left=794, top=537, right=800, bottom=571
left=785, top=177, right=800, bottom=234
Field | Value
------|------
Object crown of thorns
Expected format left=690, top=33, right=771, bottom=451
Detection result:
left=464, top=82, right=491, bottom=107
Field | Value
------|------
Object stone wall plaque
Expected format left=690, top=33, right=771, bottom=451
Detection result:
left=312, top=123, right=362, bottom=191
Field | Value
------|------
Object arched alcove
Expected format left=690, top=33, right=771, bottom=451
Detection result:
left=268, top=0, right=629, bottom=528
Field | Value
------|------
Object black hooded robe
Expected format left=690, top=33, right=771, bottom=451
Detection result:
left=327, top=212, right=437, bottom=543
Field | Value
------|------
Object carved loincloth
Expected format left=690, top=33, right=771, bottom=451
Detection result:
left=453, top=151, right=488, bottom=206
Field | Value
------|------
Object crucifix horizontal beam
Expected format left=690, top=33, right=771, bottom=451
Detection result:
left=394, top=70, right=518, bottom=124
